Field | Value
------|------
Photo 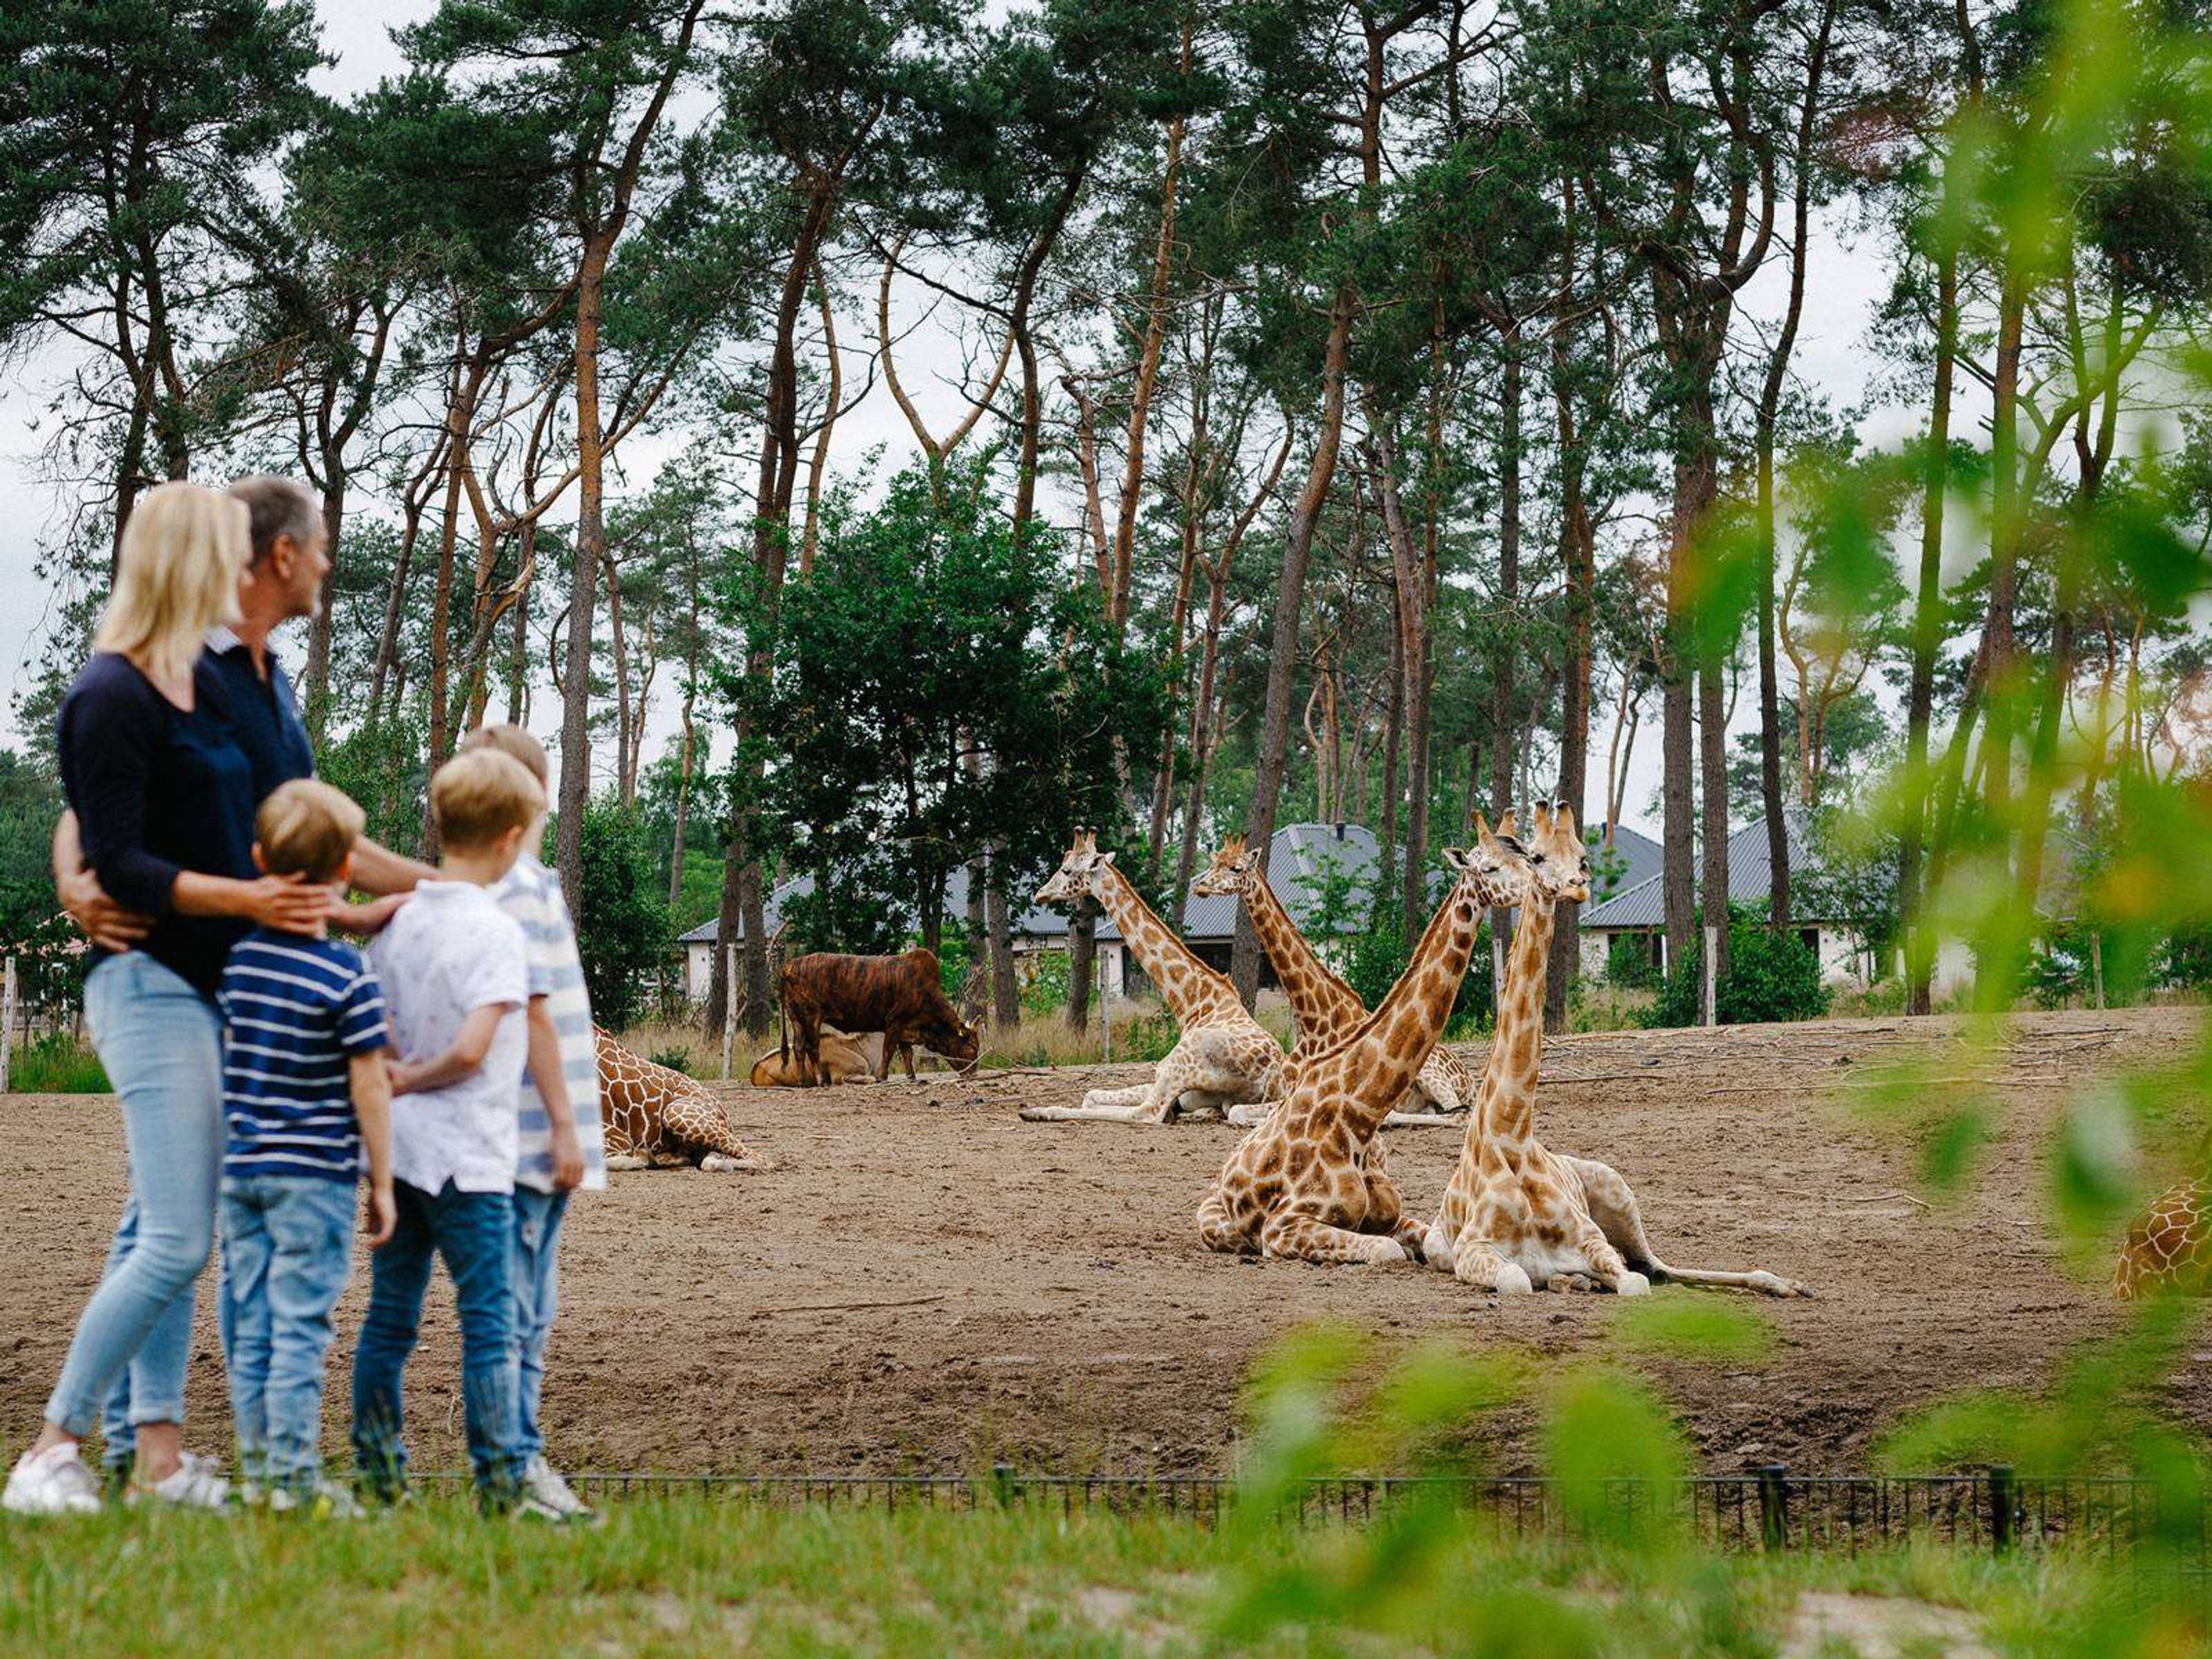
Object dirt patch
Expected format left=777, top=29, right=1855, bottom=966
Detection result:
left=2, top=1008, right=2203, bottom=1478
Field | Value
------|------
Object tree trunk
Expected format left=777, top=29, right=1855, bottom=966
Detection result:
left=1900, top=237, right=1957, bottom=1014
left=710, top=186, right=837, bottom=1040
left=1488, top=338, right=1523, bottom=941
left=1229, top=291, right=1354, bottom=1006
left=304, top=476, right=345, bottom=744
left=556, top=234, right=614, bottom=916
left=1547, top=323, right=1594, bottom=1027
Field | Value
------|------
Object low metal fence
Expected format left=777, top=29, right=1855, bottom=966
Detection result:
left=408, top=1464, right=2202, bottom=1560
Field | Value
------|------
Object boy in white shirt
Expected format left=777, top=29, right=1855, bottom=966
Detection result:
left=349, top=748, right=541, bottom=1516
left=457, top=724, right=606, bottom=1522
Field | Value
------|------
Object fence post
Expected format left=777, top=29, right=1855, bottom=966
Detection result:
left=1988, top=1464, right=2016, bottom=1554
left=2090, top=934, right=2105, bottom=1010
left=1756, top=1463, right=1789, bottom=1551
left=1, top=956, right=14, bottom=1095
left=721, top=943, right=738, bottom=1081
left=1702, top=925, right=1719, bottom=1028
left=1099, top=948, right=1112, bottom=1063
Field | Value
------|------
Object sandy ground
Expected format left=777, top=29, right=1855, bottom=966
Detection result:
left=3, top=1007, right=2204, bottom=1479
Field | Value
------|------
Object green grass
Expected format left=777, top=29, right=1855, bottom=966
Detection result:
left=6, top=1036, right=108, bottom=1093
left=0, top=1495, right=2187, bottom=1659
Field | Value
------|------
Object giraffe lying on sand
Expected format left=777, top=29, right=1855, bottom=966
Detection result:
left=1425, top=804, right=1806, bottom=1297
left=1191, top=835, right=1472, bottom=1126
left=597, top=1028, right=764, bottom=1171
left=1196, top=823, right=1533, bottom=1264
left=1021, top=830, right=1285, bottom=1124
left=2116, top=1177, right=2212, bottom=1297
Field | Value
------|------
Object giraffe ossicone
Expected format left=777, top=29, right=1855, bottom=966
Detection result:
left=1021, top=828, right=1286, bottom=1124
left=597, top=1027, right=766, bottom=1171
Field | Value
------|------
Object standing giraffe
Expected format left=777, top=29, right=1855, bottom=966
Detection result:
left=1021, top=830, right=1285, bottom=1123
left=1195, top=822, right=1535, bottom=1264
left=1191, top=835, right=1472, bottom=1124
left=2116, top=1177, right=2212, bottom=1297
left=596, top=1028, right=763, bottom=1171
left=1425, top=804, right=1806, bottom=1296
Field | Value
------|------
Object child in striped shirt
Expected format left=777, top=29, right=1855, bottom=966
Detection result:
left=216, top=779, right=394, bottom=1514
left=459, top=724, right=605, bottom=1523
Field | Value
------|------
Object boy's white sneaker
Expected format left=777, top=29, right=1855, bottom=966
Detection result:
left=522, top=1456, right=593, bottom=1521
left=3, top=1444, right=103, bottom=1515
left=125, top=1451, right=230, bottom=1512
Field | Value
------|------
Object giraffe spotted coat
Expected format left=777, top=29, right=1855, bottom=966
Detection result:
left=596, top=1028, right=761, bottom=1171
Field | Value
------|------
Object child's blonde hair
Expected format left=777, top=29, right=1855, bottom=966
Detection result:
left=431, top=748, right=545, bottom=853
left=95, top=483, right=249, bottom=685
left=458, top=722, right=550, bottom=788
left=255, top=779, right=366, bottom=884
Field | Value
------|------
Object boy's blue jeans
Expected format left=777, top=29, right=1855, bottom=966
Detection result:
left=350, top=1179, right=521, bottom=1508
left=219, top=1175, right=357, bottom=1493
left=509, top=1187, right=569, bottom=1463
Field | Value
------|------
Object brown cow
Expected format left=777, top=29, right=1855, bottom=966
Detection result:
left=748, top=1027, right=877, bottom=1087
left=778, top=948, right=981, bottom=1085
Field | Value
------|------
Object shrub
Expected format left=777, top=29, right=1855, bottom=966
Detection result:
left=1604, top=935, right=1662, bottom=990
left=1643, top=908, right=1830, bottom=1028
left=576, top=798, right=671, bottom=1031
left=10, top=1035, right=109, bottom=1093
left=1342, top=900, right=1493, bottom=1036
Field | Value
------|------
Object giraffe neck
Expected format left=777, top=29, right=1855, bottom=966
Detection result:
left=1093, top=861, right=1234, bottom=1021
left=1479, top=889, right=1556, bottom=1150
left=1325, top=875, right=1484, bottom=1134
left=1241, top=870, right=1364, bottom=1047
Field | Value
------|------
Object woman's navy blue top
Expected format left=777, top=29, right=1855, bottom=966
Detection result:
left=58, top=651, right=271, bottom=997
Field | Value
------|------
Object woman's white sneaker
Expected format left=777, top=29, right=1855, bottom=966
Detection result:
left=3, top=1444, right=103, bottom=1515
left=126, top=1451, right=230, bottom=1511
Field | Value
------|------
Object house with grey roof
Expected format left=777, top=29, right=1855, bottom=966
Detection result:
left=1577, top=810, right=1927, bottom=987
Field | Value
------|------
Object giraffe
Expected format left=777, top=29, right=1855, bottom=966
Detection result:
left=1195, top=821, right=1535, bottom=1265
left=1191, top=834, right=1472, bottom=1125
left=596, top=1028, right=765, bottom=1171
left=2116, top=1177, right=2212, bottom=1297
left=1425, top=803, right=1808, bottom=1297
left=1020, top=830, right=1286, bottom=1124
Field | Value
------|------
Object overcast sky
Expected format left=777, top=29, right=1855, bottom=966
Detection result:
left=0, top=1, right=1927, bottom=844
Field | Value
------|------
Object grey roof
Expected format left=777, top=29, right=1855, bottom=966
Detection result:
left=1580, top=811, right=1824, bottom=930
left=1588, top=823, right=1663, bottom=907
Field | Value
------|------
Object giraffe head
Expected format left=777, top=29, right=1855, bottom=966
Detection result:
left=1190, top=835, right=1262, bottom=898
left=1523, top=801, right=1592, bottom=903
left=1036, top=829, right=1114, bottom=906
left=1442, top=813, right=1539, bottom=912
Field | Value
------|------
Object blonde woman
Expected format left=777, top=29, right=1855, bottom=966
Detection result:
left=5, top=483, right=331, bottom=1515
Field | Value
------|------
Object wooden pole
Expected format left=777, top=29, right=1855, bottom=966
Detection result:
left=1099, top=947, right=1112, bottom=1063
left=2090, top=931, right=2105, bottom=1010
left=1702, top=924, right=1719, bottom=1028
left=1, top=956, right=14, bottom=1095
left=721, top=942, right=738, bottom=1080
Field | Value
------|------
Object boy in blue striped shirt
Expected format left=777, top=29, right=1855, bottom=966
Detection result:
left=217, top=779, right=395, bottom=1514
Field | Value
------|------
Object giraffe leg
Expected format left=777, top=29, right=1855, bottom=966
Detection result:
left=1565, top=1155, right=1808, bottom=1297
left=1361, top=1165, right=1429, bottom=1261
left=1019, top=1082, right=1153, bottom=1122
left=661, top=1092, right=762, bottom=1172
left=1196, top=1184, right=1253, bottom=1255
left=1447, top=1235, right=1533, bottom=1294
left=1257, top=1205, right=1408, bottom=1266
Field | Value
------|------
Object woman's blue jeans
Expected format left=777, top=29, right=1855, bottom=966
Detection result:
left=44, top=953, right=223, bottom=1441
